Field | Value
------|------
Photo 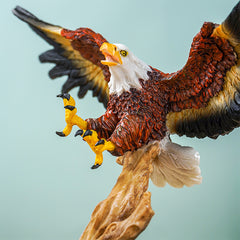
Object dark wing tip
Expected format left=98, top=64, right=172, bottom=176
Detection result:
left=12, top=5, right=59, bottom=30
left=223, top=1, right=240, bottom=41
left=12, top=6, right=38, bottom=23
left=13, top=7, right=110, bottom=109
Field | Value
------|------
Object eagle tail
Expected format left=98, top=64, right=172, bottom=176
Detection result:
left=150, top=138, right=202, bottom=188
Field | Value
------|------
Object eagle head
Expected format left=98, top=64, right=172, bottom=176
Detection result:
left=100, top=42, right=151, bottom=95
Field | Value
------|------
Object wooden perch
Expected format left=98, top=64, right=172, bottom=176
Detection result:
left=80, top=142, right=160, bottom=240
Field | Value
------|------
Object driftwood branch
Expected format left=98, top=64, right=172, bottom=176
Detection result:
left=80, top=142, right=160, bottom=240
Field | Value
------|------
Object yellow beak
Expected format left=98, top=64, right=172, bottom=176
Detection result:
left=100, top=42, right=123, bottom=66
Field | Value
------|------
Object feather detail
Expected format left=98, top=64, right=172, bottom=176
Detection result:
left=12, top=6, right=110, bottom=108
left=107, top=44, right=151, bottom=96
left=166, top=19, right=239, bottom=139
left=150, top=137, right=202, bottom=188
left=222, top=1, right=240, bottom=46
left=13, top=4, right=240, bottom=157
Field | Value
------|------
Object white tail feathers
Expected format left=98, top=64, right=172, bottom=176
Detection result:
left=150, top=138, right=202, bottom=188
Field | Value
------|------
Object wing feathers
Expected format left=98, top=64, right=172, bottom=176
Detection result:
left=39, top=50, right=67, bottom=65
left=167, top=65, right=240, bottom=139
left=62, top=76, right=87, bottom=92
left=48, top=65, right=72, bottom=79
left=222, top=1, right=240, bottom=43
left=13, top=6, right=110, bottom=108
left=13, top=6, right=64, bottom=49
left=166, top=2, right=240, bottom=140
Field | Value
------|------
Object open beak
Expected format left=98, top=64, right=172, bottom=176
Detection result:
left=100, top=42, right=123, bottom=66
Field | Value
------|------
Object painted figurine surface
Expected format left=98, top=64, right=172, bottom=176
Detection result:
left=13, top=3, right=240, bottom=185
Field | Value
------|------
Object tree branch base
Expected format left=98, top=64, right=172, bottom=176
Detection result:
left=80, top=142, right=160, bottom=240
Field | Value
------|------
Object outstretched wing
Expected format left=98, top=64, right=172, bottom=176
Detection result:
left=165, top=2, right=240, bottom=139
left=12, top=6, right=110, bottom=108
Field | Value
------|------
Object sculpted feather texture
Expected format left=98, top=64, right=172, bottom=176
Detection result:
left=13, top=2, right=240, bottom=169
left=107, top=44, right=151, bottom=95
left=87, top=22, right=237, bottom=155
left=11, top=4, right=240, bottom=239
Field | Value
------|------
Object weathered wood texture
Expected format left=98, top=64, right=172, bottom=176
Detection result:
left=80, top=143, right=160, bottom=240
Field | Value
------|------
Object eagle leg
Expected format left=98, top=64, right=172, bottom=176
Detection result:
left=56, top=93, right=87, bottom=137
left=75, top=129, right=115, bottom=169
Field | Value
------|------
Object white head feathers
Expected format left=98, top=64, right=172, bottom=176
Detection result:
left=108, top=44, right=151, bottom=95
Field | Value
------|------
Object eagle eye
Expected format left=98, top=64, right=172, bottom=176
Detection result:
left=120, top=50, right=128, bottom=57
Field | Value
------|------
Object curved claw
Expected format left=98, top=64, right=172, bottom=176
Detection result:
left=95, top=139, right=105, bottom=146
left=75, top=129, right=84, bottom=137
left=64, top=105, right=75, bottom=111
left=83, top=130, right=93, bottom=138
left=75, top=129, right=115, bottom=168
left=56, top=131, right=66, bottom=137
left=57, top=93, right=70, bottom=100
left=91, top=164, right=101, bottom=169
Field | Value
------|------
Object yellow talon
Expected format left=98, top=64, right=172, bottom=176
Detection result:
left=92, top=139, right=115, bottom=167
left=82, top=130, right=105, bottom=167
left=82, top=130, right=99, bottom=147
left=95, top=140, right=115, bottom=152
left=75, top=128, right=115, bottom=168
left=56, top=93, right=87, bottom=137
left=92, top=140, right=115, bottom=168
left=57, top=93, right=116, bottom=169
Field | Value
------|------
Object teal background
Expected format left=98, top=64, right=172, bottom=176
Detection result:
left=1, top=0, right=240, bottom=239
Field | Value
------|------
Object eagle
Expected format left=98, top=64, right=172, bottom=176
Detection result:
left=13, top=3, right=240, bottom=187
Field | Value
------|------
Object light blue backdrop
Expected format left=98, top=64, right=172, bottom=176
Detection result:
left=1, top=0, right=239, bottom=239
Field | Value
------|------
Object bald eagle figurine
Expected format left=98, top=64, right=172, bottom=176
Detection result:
left=13, top=3, right=240, bottom=187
